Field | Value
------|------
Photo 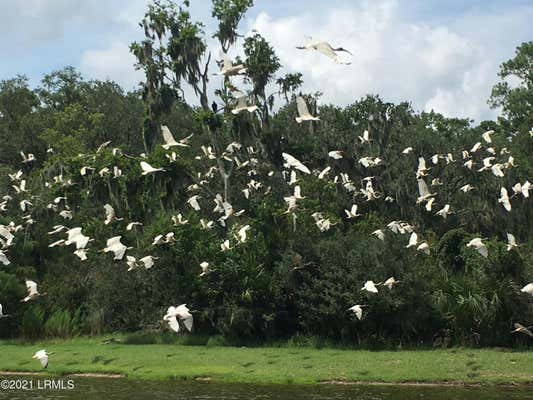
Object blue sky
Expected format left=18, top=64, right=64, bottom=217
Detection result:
left=1, top=0, right=532, bottom=121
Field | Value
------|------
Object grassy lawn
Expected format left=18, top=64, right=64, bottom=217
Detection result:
left=1, top=337, right=532, bottom=385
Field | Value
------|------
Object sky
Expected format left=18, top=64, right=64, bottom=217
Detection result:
left=1, top=0, right=532, bottom=121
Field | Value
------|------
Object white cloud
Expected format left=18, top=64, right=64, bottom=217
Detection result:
left=247, top=0, right=533, bottom=121
left=80, top=42, right=143, bottom=90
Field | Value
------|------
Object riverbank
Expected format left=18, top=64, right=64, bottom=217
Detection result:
left=1, top=337, right=532, bottom=385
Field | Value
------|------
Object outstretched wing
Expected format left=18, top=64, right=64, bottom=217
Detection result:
left=296, top=96, right=311, bottom=118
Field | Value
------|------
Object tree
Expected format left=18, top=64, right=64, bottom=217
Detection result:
left=489, top=41, right=533, bottom=133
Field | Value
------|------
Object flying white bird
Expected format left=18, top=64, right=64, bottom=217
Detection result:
left=22, top=280, right=45, bottom=302
left=140, top=161, right=164, bottom=175
left=383, top=277, right=400, bottom=290
left=236, top=225, right=251, bottom=243
left=102, top=236, right=129, bottom=260
left=65, top=227, right=91, bottom=249
left=296, top=39, right=352, bottom=64
left=520, top=283, right=533, bottom=296
left=358, top=130, right=370, bottom=143
left=32, top=349, right=49, bottom=368
left=215, top=53, right=247, bottom=76
left=348, top=304, right=366, bottom=320
left=328, top=150, right=343, bottom=160
left=126, top=222, right=143, bottom=230
left=417, top=242, right=430, bottom=255
left=199, top=261, right=210, bottom=277
left=163, top=304, right=193, bottom=333
left=436, top=204, right=452, bottom=219
left=0, top=304, right=10, bottom=318
left=295, top=96, right=320, bottom=123
left=282, top=153, right=311, bottom=174
left=161, top=125, right=190, bottom=149
left=482, top=130, right=494, bottom=143
left=187, top=195, right=202, bottom=211
left=345, top=205, right=361, bottom=219
left=104, top=204, right=123, bottom=225
left=406, top=232, right=418, bottom=248
left=467, top=238, right=488, bottom=258
left=372, top=229, right=385, bottom=241
left=361, top=280, right=379, bottom=293
left=498, top=187, right=512, bottom=212
left=231, top=95, right=259, bottom=115
left=506, top=233, right=519, bottom=251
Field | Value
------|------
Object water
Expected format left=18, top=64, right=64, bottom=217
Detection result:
left=0, top=375, right=532, bottom=400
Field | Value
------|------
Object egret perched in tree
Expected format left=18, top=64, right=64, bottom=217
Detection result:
left=467, top=238, right=488, bottom=258
left=348, top=304, right=366, bottom=320
left=235, top=225, right=251, bottom=243
left=295, top=96, right=320, bottom=123
left=22, top=280, right=46, bottom=302
left=296, top=39, right=352, bottom=64
left=163, top=304, right=193, bottom=333
left=32, top=349, right=50, bottom=368
left=328, top=150, right=343, bottom=160
left=402, top=147, right=413, bottom=154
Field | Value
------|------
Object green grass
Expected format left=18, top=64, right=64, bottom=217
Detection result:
left=1, top=337, right=532, bottom=385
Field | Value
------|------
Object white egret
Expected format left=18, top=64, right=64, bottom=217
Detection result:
left=103, top=204, right=123, bottom=225
left=361, top=280, right=379, bottom=294
left=383, top=277, right=400, bottom=290
left=372, top=229, right=385, bottom=241
left=467, top=238, right=488, bottom=258
left=348, top=304, right=366, bottom=320
left=506, top=233, right=519, bottom=251
left=295, top=96, right=320, bottom=123
left=482, top=130, right=494, bottom=143
left=520, top=283, right=533, bottom=296
left=296, top=39, right=352, bottom=64
left=345, top=205, right=361, bottom=219
left=140, top=161, right=164, bottom=175
left=163, top=304, right=193, bottom=333
left=65, top=227, right=91, bottom=249
left=498, top=187, right=512, bottom=212
left=161, top=125, right=190, bottom=149
left=187, top=195, right=202, bottom=211
left=22, top=280, right=45, bottom=302
left=0, top=304, right=10, bottom=318
left=32, top=349, right=49, bottom=368
left=282, top=153, right=311, bottom=174
left=199, top=262, right=210, bottom=277
left=102, top=236, right=129, bottom=260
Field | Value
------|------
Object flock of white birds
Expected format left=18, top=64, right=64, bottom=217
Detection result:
left=1, top=38, right=533, bottom=369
